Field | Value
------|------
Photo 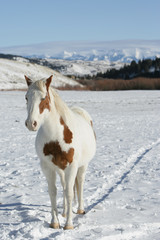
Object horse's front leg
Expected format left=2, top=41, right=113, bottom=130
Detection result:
left=45, top=170, right=60, bottom=229
left=58, top=169, right=67, bottom=218
left=64, top=165, right=77, bottom=230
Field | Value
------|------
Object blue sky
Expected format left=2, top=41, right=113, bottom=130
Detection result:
left=0, top=0, right=160, bottom=47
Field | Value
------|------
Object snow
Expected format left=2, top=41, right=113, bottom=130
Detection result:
left=0, top=90, right=160, bottom=239
left=0, top=58, right=81, bottom=90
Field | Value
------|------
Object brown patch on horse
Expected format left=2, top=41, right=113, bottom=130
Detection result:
left=39, top=75, right=53, bottom=114
left=39, top=93, right=51, bottom=114
left=43, top=141, right=74, bottom=170
left=60, top=117, right=73, bottom=144
left=46, top=75, right=53, bottom=92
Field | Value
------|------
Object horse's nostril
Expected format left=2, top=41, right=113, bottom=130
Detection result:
left=25, top=120, right=28, bottom=127
left=33, top=121, right=37, bottom=128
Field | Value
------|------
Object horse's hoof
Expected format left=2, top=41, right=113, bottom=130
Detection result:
left=50, top=222, right=60, bottom=229
left=64, top=225, right=74, bottom=230
left=77, top=209, right=85, bottom=214
left=62, top=213, right=66, bottom=218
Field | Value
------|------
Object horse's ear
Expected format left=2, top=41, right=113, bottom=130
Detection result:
left=25, top=75, right=32, bottom=87
left=46, top=75, right=53, bottom=92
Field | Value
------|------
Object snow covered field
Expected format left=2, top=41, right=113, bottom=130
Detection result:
left=0, top=90, right=160, bottom=240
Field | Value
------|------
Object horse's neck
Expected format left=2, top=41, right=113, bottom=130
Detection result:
left=42, top=91, right=71, bottom=132
left=51, top=89, right=71, bottom=124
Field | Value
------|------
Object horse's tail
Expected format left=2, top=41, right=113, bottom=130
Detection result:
left=73, top=176, right=79, bottom=204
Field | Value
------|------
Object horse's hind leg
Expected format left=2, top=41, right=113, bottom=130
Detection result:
left=64, top=165, right=77, bottom=230
left=76, top=165, right=87, bottom=214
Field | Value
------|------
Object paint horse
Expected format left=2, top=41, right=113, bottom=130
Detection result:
left=25, top=75, right=96, bottom=229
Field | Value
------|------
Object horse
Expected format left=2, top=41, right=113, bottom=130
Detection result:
left=25, top=75, right=96, bottom=230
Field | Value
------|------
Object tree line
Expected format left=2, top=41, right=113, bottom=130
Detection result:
left=94, top=57, right=160, bottom=80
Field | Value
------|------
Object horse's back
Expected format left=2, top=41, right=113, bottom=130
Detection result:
left=71, top=106, right=92, bottom=125
left=71, top=106, right=96, bottom=165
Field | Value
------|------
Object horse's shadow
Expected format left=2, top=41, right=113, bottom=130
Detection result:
left=0, top=202, right=49, bottom=223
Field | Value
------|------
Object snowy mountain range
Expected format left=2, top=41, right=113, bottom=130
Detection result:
left=0, top=40, right=160, bottom=62
left=0, top=40, right=160, bottom=89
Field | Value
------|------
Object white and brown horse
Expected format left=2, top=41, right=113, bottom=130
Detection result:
left=25, top=75, right=96, bottom=229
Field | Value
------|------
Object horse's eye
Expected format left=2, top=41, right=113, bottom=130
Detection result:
left=25, top=96, right=28, bottom=102
left=41, top=97, right=45, bottom=101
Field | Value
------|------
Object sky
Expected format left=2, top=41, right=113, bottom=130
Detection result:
left=0, top=0, right=160, bottom=47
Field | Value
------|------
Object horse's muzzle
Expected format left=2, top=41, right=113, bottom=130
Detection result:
left=25, top=119, right=38, bottom=131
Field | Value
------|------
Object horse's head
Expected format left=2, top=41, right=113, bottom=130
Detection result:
left=25, top=75, right=53, bottom=131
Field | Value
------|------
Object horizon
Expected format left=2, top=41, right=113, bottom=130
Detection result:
left=0, top=0, right=160, bottom=48
left=1, top=39, right=160, bottom=49
left=0, top=39, right=160, bottom=63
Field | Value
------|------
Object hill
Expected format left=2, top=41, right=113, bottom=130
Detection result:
left=0, top=57, right=81, bottom=90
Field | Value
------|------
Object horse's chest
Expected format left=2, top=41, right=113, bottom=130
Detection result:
left=35, top=126, right=74, bottom=170
left=43, top=141, right=74, bottom=170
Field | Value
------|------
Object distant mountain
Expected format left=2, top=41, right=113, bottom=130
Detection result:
left=0, top=40, right=160, bottom=62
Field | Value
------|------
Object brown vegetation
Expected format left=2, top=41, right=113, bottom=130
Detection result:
left=57, top=84, right=88, bottom=91
left=78, top=77, right=160, bottom=91
left=2, top=78, right=160, bottom=91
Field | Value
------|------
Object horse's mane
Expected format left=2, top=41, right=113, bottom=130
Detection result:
left=50, top=87, right=70, bottom=118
